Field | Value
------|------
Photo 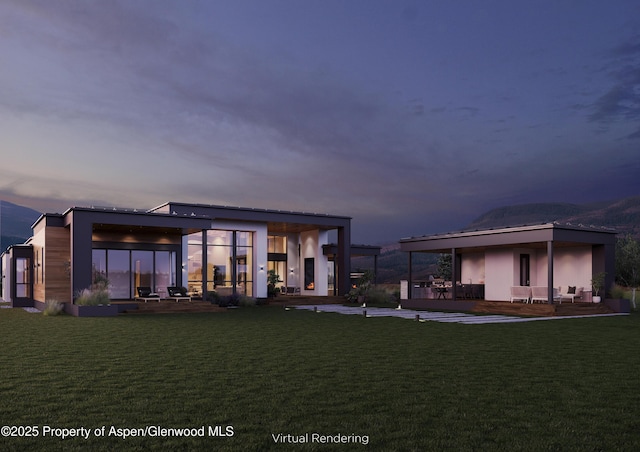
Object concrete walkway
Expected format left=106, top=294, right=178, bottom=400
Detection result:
left=293, top=304, right=627, bottom=324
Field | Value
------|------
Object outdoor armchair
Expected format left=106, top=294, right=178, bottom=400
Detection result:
left=510, top=286, right=531, bottom=303
left=558, top=286, right=583, bottom=303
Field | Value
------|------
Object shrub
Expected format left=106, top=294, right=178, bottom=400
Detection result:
left=75, top=288, right=110, bottom=306
left=217, top=293, right=240, bottom=307
left=43, top=299, right=64, bottom=316
left=610, top=284, right=626, bottom=299
left=238, top=296, right=257, bottom=307
left=206, top=291, right=220, bottom=304
left=365, top=287, right=394, bottom=306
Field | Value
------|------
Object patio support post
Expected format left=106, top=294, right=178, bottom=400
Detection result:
left=336, top=225, right=351, bottom=296
left=374, top=254, right=378, bottom=286
left=201, top=230, right=207, bottom=301
left=408, top=252, right=413, bottom=299
left=451, top=248, right=457, bottom=301
left=69, top=211, right=93, bottom=303
left=231, top=231, right=237, bottom=296
left=547, top=240, right=554, bottom=303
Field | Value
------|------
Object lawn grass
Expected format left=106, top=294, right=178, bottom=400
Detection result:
left=1, top=306, right=640, bottom=451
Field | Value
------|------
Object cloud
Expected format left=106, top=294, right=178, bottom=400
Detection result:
left=589, top=34, right=640, bottom=138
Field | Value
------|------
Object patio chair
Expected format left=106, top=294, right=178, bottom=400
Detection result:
left=285, top=286, right=300, bottom=295
left=510, top=286, right=531, bottom=303
left=135, top=286, right=161, bottom=303
left=531, top=286, right=561, bottom=303
left=166, top=286, right=191, bottom=302
left=558, top=286, right=583, bottom=303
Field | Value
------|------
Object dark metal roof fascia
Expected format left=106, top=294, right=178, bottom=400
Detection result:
left=399, top=223, right=617, bottom=252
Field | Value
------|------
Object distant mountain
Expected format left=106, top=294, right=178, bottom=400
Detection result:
left=0, top=201, right=42, bottom=251
left=465, top=196, right=640, bottom=238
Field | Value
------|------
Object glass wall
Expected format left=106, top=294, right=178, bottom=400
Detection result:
left=132, top=251, right=153, bottom=294
left=91, top=249, right=177, bottom=299
left=108, top=250, right=131, bottom=299
left=268, top=261, right=286, bottom=290
left=236, top=231, right=253, bottom=296
left=187, top=232, right=203, bottom=296
left=155, top=251, right=176, bottom=298
left=268, top=235, right=286, bottom=253
left=268, top=235, right=287, bottom=289
left=15, top=257, right=31, bottom=298
left=206, top=230, right=232, bottom=294
left=203, top=230, right=253, bottom=296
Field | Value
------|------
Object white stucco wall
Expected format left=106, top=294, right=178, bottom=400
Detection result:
left=552, top=246, right=592, bottom=290
left=484, top=249, right=515, bottom=301
left=300, top=230, right=329, bottom=296
left=285, top=233, right=300, bottom=289
left=530, top=247, right=592, bottom=291
left=460, top=252, right=485, bottom=284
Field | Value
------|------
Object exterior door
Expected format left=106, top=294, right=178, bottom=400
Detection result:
left=519, top=254, right=530, bottom=286
left=13, top=255, right=33, bottom=306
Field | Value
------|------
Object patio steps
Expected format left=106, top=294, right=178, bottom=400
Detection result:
left=119, top=301, right=228, bottom=315
left=553, top=302, right=616, bottom=316
left=117, top=296, right=345, bottom=314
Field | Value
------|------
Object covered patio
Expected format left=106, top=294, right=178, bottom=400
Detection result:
left=399, top=223, right=627, bottom=314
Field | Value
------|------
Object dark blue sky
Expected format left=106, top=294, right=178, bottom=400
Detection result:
left=1, top=0, right=639, bottom=243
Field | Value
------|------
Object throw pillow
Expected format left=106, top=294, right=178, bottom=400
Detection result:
left=568, top=286, right=576, bottom=294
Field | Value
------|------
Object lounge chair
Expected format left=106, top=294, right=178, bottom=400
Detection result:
left=135, top=286, right=161, bottom=303
left=510, top=286, right=531, bottom=303
left=166, top=286, right=191, bottom=302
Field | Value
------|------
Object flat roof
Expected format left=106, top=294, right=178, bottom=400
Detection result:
left=400, top=222, right=617, bottom=253
left=150, top=201, right=351, bottom=220
left=37, top=202, right=351, bottom=236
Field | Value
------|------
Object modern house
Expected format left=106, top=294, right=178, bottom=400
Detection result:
left=400, top=223, right=617, bottom=304
left=2, top=202, right=355, bottom=308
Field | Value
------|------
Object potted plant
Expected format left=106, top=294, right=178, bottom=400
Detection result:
left=591, top=272, right=606, bottom=303
left=346, top=270, right=374, bottom=306
left=267, top=269, right=280, bottom=298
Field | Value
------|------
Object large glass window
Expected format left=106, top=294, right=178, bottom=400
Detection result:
left=15, top=257, right=31, bottom=298
left=155, top=251, right=176, bottom=298
left=108, top=250, right=131, bottom=299
left=92, top=250, right=107, bottom=283
left=205, top=230, right=253, bottom=296
left=187, top=232, right=204, bottom=296
left=268, top=235, right=286, bottom=290
left=132, top=251, right=153, bottom=294
left=268, top=235, right=286, bottom=253
left=268, top=261, right=286, bottom=291
left=91, top=249, right=177, bottom=299
left=206, top=230, right=233, bottom=294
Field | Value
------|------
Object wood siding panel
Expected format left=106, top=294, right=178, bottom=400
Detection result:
left=44, top=227, right=71, bottom=303
left=32, top=229, right=45, bottom=302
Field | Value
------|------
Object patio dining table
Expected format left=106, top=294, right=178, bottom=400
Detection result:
left=433, top=286, right=449, bottom=299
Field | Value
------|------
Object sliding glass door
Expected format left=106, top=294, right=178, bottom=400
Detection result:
left=91, top=249, right=177, bottom=299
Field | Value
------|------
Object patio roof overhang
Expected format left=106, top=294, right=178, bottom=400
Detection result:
left=323, top=244, right=381, bottom=257
left=62, top=207, right=213, bottom=236
left=399, top=223, right=617, bottom=254
left=150, top=201, right=352, bottom=235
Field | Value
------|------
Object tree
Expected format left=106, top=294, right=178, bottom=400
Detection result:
left=437, top=253, right=452, bottom=280
left=616, top=235, right=640, bottom=306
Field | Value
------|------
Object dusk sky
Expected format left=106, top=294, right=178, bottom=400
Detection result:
left=1, top=0, right=639, bottom=244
